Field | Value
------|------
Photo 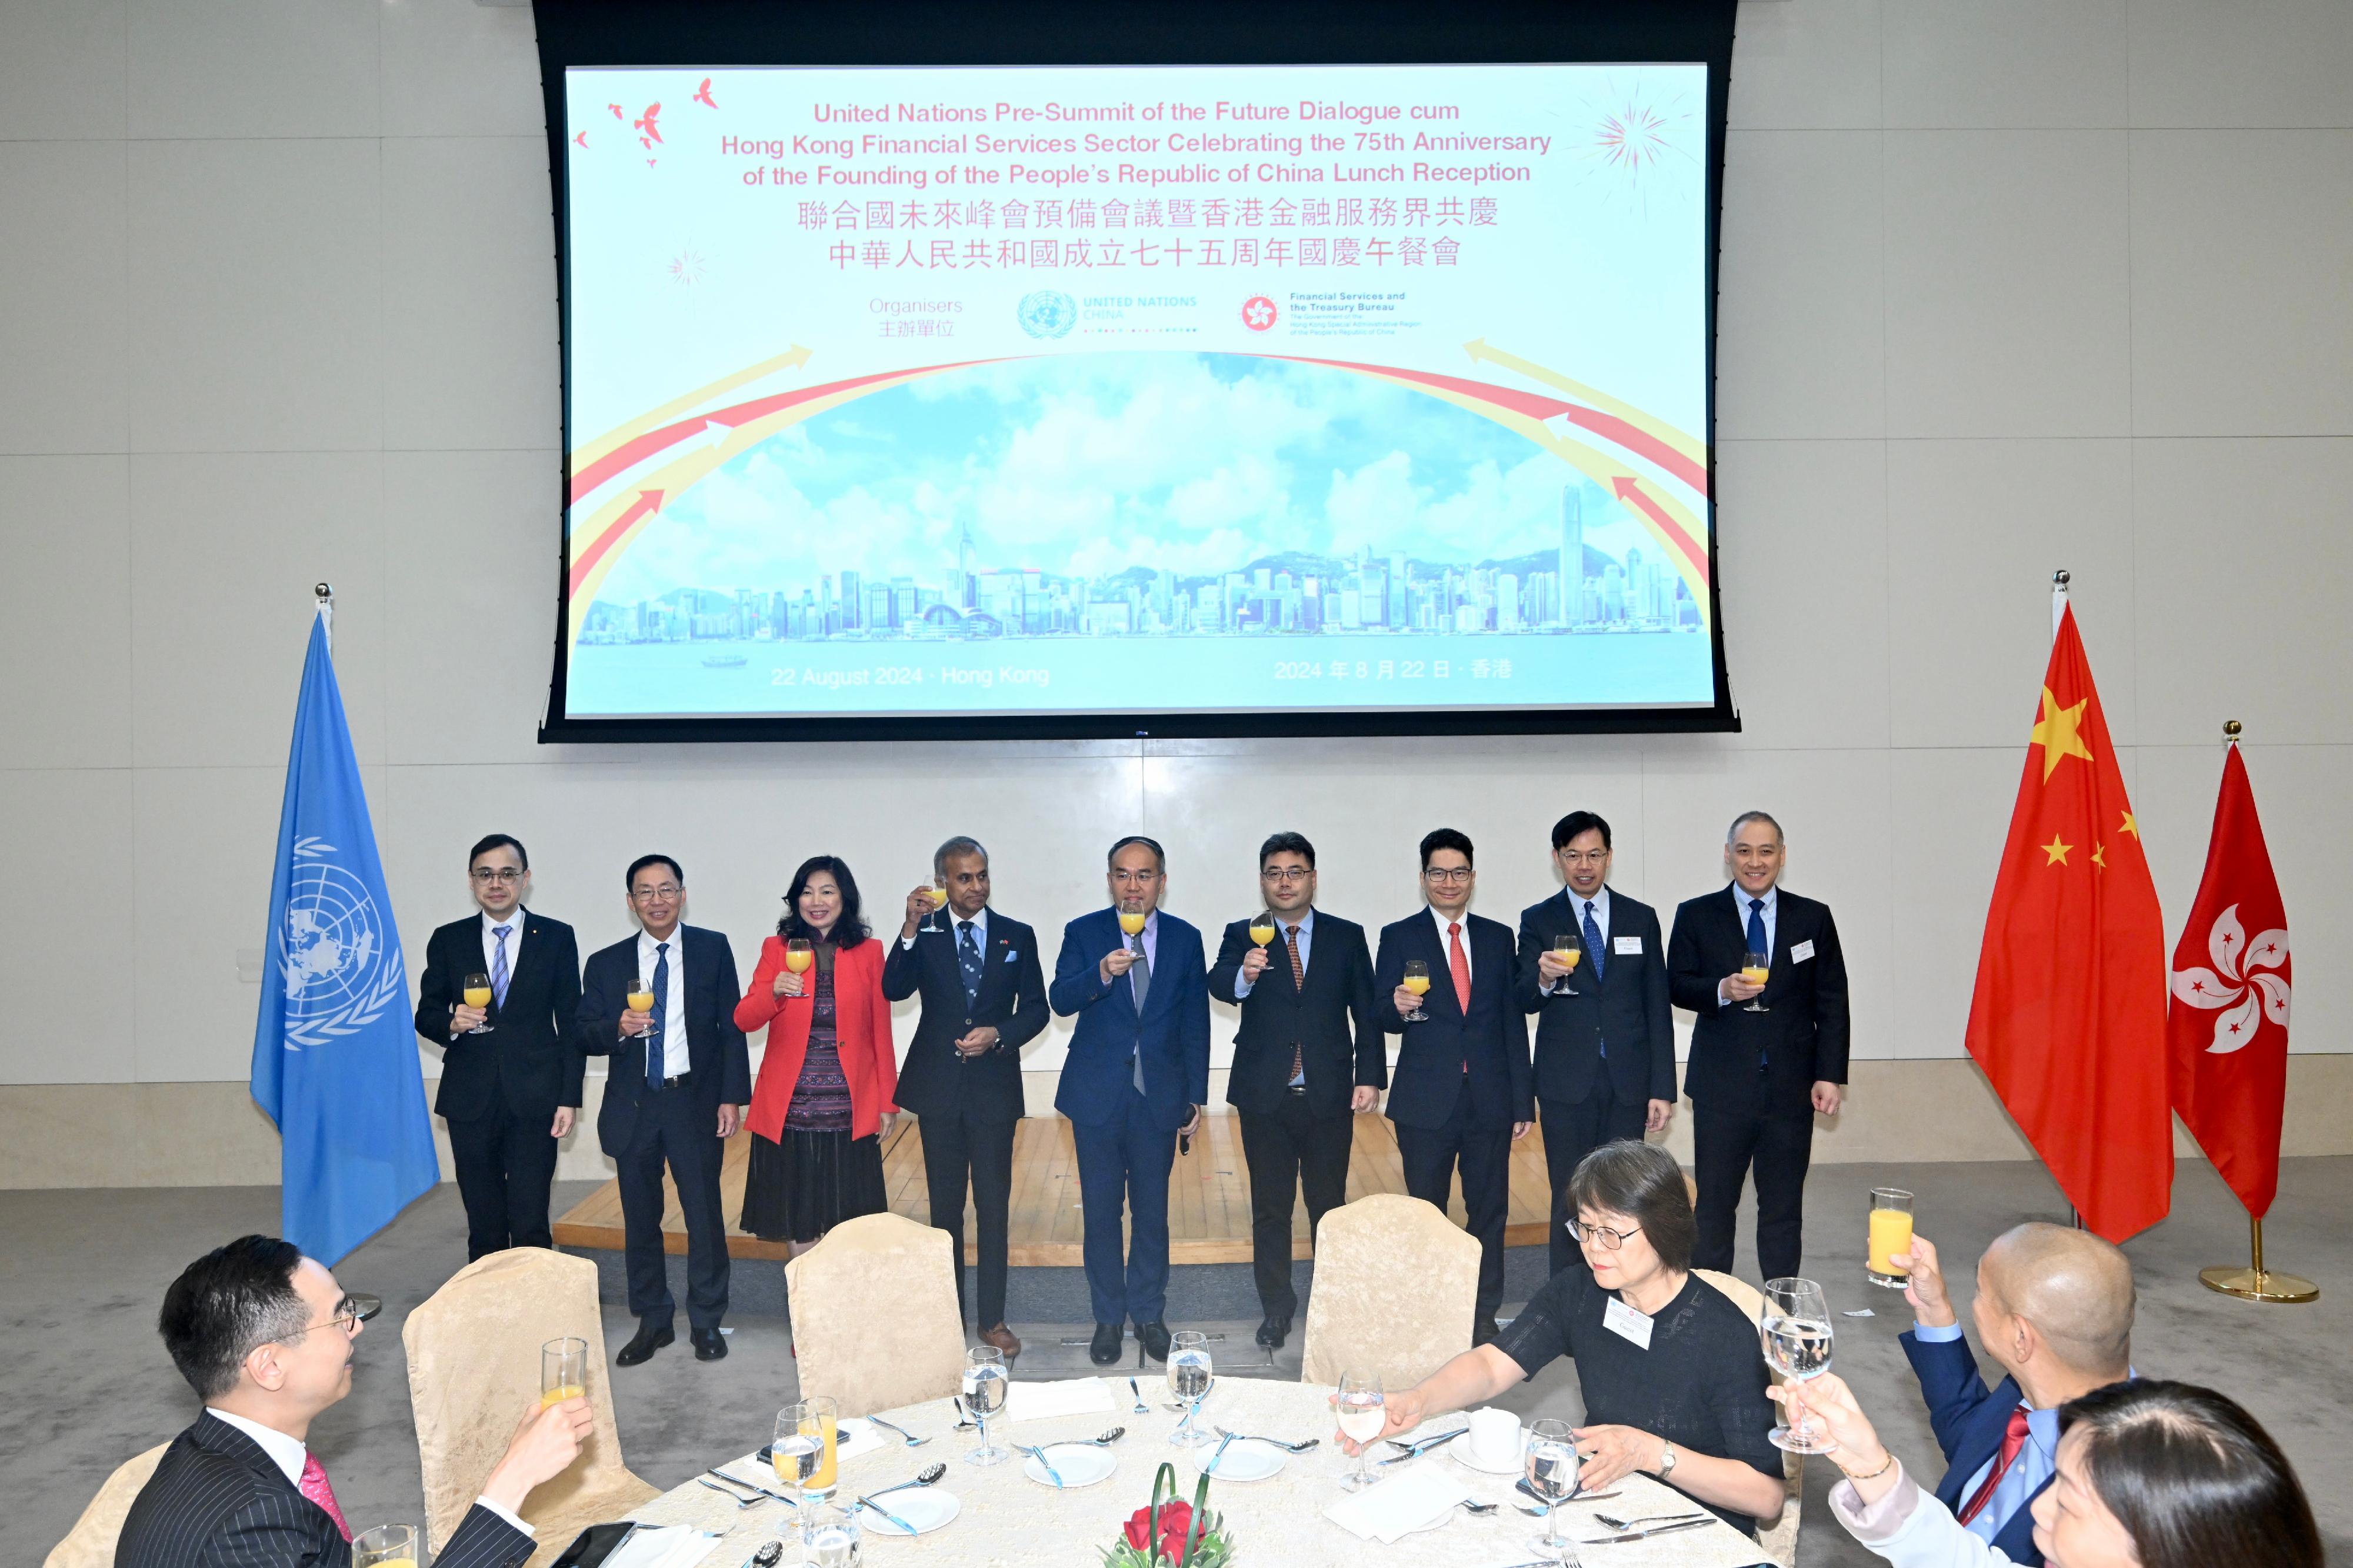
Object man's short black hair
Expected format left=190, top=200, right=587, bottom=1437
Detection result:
left=158, top=1235, right=311, bottom=1401
left=468, top=833, right=528, bottom=870
left=1258, top=831, right=1316, bottom=869
left=1418, top=827, right=1474, bottom=869
left=1107, top=835, right=1166, bottom=873
left=625, top=853, right=684, bottom=890
left=1551, top=812, right=1612, bottom=852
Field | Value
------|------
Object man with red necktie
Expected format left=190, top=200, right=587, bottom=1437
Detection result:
left=1374, top=828, right=1533, bottom=1343
left=117, top=1235, right=590, bottom=1568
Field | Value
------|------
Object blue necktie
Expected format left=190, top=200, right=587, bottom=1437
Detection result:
left=1581, top=900, right=1606, bottom=982
left=491, top=925, right=512, bottom=1009
left=1746, top=899, right=1768, bottom=1070
left=957, top=920, right=983, bottom=1005
left=646, top=940, right=670, bottom=1089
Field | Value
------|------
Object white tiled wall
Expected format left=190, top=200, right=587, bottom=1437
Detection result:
left=4, top=3, right=2349, bottom=1156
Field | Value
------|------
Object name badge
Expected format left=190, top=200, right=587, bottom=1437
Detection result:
left=1602, top=1296, right=1655, bottom=1350
left=1792, top=940, right=1816, bottom=963
left=1614, top=936, right=1643, bottom=956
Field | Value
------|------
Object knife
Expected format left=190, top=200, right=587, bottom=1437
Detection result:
left=1201, top=1431, right=1239, bottom=1474
left=852, top=1492, right=920, bottom=1535
left=1021, top=1442, right=1066, bottom=1488
left=1578, top=1517, right=1715, bottom=1545
left=1377, top=1427, right=1468, bottom=1465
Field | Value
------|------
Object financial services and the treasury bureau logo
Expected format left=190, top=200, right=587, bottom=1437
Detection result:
left=274, top=836, right=405, bottom=1050
left=1015, top=289, right=1078, bottom=339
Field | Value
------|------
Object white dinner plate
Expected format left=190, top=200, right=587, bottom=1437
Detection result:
left=855, top=1487, right=960, bottom=1536
left=1022, top=1444, right=1118, bottom=1489
left=1448, top=1442, right=1523, bottom=1477
left=1192, top=1441, right=1286, bottom=1483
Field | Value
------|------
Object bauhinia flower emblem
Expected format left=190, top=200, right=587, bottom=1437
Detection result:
left=2168, top=902, right=2289, bottom=1055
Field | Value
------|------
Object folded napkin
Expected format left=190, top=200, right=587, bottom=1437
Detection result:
left=1005, top=1376, right=1115, bottom=1424
left=604, top=1524, right=722, bottom=1568
left=832, top=1418, right=890, bottom=1464
left=1324, top=1466, right=1464, bottom=1544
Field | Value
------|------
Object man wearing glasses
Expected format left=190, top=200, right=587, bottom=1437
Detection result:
left=118, top=1234, right=589, bottom=1567
left=414, top=834, right=585, bottom=1262
left=579, top=855, right=751, bottom=1366
left=1208, top=831, right=1384, bottom=1351
left=1374, top=828, right=1533, bottom=1342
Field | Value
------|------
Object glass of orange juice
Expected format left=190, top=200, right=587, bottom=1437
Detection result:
left=352, top=1523, right=418, bottom=1568
left=625, top=978, right=657, bottom=1040
left=1247, top=912, right=1277, bottom=948
left=1117, top=909, right=1148, bottom=938
left=541, top=1336, right=586, bottom=1409
left=1400, top=959, right=1431, bottom=1022
left=1867, top=1187, right=1915, bottom=1289
left=792, top=1394, right=840, bottom=1500
left=461, top=973, right=495, bottom=1034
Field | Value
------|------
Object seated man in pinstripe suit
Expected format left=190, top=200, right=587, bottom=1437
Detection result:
left=116, top=1236, right=589, bottom=1568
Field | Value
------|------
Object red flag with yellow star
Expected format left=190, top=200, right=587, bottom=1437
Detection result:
left=1965, top=604, right=2172, bottom=1241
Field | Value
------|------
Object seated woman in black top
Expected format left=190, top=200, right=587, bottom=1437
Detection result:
left=1337, top=1139, right=1785, bottom=1534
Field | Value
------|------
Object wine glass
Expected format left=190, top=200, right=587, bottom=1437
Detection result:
left=1742, top=949, right=1771, bottom=1012
left=461, top=973, right=495, bottom=1035
left=1334, top=1370, right=1384, bottom=1492
left=784, top=938, right=815, bottom=996
left=1166, top=1331, right=1213, bottom=1447
left=1399, top=959, right=1431, bottom=1022
left=922, top=876, right=949, bottom=933
left=1762, top=1277, right=1838, bottom=1453
left=772, top=1404, right=825, bottom=1509
left=1551, top=928, right=1584, bottom=997
left=1523, top=1417, right=1581, bottom=1557
left=625, top=977, right=658, bottom=1042
left=1247, top=912, right=1277, bottom=949
left=962, top=1345, right=1008, bottom=1466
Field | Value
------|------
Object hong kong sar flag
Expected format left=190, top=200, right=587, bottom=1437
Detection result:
left=2167, top=742, right=2291, bottom=1219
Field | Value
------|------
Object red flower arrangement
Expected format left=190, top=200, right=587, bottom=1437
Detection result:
left=1101, top=1462, right=1234, bottom=1568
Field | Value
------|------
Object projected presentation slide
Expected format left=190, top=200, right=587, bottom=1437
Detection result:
left=559, top=63, right=1714, bottom=723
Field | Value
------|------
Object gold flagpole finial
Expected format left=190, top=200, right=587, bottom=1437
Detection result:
left=2224, top=719, right=2243, bottom=741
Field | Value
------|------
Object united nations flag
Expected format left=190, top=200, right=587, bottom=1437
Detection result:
left=250, top=612, right=439, bottom=1264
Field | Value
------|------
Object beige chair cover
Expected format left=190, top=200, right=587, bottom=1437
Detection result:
left=785, top=1212, right=965, bottom=1417
left=402, top=1247, right=658, bottom=1567
left=44, top=1442, right=168, bottom=1568
left=1692, top=1267, right=1802, bottom=1568
left=1299, top=1193, right=1482, bottom=1388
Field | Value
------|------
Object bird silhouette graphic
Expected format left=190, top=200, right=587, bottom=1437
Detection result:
left=645, top=158, right=658, bottom=169
left=693, top=78, right=718, bottom=109
left=573, top=130, right=588, bottom=148
left=634, top=103, right=664, bottom=144
left=607, top=103, right=624, bottom=120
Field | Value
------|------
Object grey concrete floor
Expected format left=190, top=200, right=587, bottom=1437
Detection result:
left=8, top=1158, right=2348, bottom=1565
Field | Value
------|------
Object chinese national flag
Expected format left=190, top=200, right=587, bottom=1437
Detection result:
left=1965, top=605, right=2172, bottom=1242
left=2166, top=744, right=2291, bottom=1219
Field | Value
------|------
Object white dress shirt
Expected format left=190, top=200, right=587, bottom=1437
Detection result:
left=1719, top=882, right=1779, bottom=1006
left=1541, top=885, right=1611, bottom=995
left=481, top=908, right=524, bottom=995
left=1426, top=904, right=1473, bottom=980
left=206, top=1407, right=533, bottom=1536
left=637, top=928, right=690, bottom=1077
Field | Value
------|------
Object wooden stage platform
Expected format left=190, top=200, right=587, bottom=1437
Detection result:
left=551, top=1113, right=1559, bottom=1265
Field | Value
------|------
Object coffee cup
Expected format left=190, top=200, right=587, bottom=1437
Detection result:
left=1467, top=1406, right=1520, bottom=1467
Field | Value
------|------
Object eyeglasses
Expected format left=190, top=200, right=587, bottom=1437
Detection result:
left=1556, top=850, right=1611, bottom=867
left=1260, top=867, right=1313, bottom=883
left=1422, top=867, right=1474, bottom=884
left=297, top=1292, right=383, bottom=1338
left=469, top=868, right=524, bottom=885
left=631, top=883, right=682, bottom=902
left=1565, top=1219, right=1644, bottom=1251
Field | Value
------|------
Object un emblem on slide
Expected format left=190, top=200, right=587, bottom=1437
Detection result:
left=1016, top=289, right=1078, bottom=339
left=275, top=837, right=405, bottom=1049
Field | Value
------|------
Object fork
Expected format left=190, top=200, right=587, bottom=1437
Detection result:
left=1455, top=1499, right=1499, bottom=1515
left=695, top=1477, right=769, bottom=1510
left=1129, top=1378, right=1150, bottom=1416
left=866, top=1414, right=928, bottom=1448
left=709, top=1468, right=798, bottom=1505
left=1213, top=1424, right=1318, bottom=1453
left=1596, top=1510, right=1712, bottom=1530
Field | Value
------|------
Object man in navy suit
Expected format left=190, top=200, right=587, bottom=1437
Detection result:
left=116, top=1235, right=588, bottom=1568
left=1049, top=835, right=1211, bottom=1367
left=1374, top=828, right=1532, bottom=1341
left=1666, top=810, right=1850, bottom=1280
left=1892, top=1224, right=2136, bottom=1564
left=882, top=835, right=1048, bottom=1360
left=1514, top=810, right=1675, bottom=1278
left=413, top=833, right=584, bottom=1261
left=578, top=855, right=752, bottom=1367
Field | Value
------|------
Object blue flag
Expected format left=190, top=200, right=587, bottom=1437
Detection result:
left=251, top=613, right=439, bottom=1264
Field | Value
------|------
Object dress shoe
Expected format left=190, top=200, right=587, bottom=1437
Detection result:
left=1089, top=1322, right=1124, bottom=1366
left=979, top=1323, right=1023, bottom=1360
left=1135, top=1320, right=1172, bottom=1363
left=1471, top=1317, right=1501, bottom=1347
left=1255, top=1315, right=1291, bottom=1350
left=692, top=1326, right=728, bottom=1361
left=616, top=1319, right=674, bottom=1366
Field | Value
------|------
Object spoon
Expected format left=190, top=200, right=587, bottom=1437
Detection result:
left=862, top=1463, right=948, bottom=1503
left=1596, top=1511, right=1711, bottom=1531
left=1455, top=1499, right=1499, bottom=1516
left=866, top=1414, right=929, bottom=1448
left=738, top=1543, right=785, bottom=1568
left=1213, top=1424, right=1318, bottom=1453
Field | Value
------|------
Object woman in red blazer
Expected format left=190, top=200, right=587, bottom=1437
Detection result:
left=736, top=855, right=899, bottom=1252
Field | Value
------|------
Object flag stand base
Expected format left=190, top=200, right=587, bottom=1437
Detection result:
left=2201, top=1217, right=2318, bottom=1304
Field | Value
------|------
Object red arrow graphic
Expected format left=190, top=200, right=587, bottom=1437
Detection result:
left=568, top=489, right=664, bottom=595
left=1610, top=475, right=1707, bottom=582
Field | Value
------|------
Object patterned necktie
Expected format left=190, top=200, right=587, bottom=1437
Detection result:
left=1957, top=1405, right=2033, bottom=1526
left=957, top=920, right=983, bottom=1004
left=1285, top=925, right=1306, bottom=1085
left=1447, top=921, right=1471, bottom=1012
left=491, top=925, right=512, bottom=1009
left=1581, top=900, right=1606, bottom=982
left=1746, top=897, right=1769, bottom=962
left=298, top=1451, right=352, bottom=1542
left=646, top=940, right=670, bottom=1089
left=1128, top=930, right=1151, bottom=1094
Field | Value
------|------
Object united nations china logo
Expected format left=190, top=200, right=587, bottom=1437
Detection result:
left=1016, top=289, right=1078, bottom=339
left=275, top=837, right=405, bottom=1049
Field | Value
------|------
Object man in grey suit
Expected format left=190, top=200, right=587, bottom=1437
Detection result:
left=116, top=1234, right=588, bottom=1568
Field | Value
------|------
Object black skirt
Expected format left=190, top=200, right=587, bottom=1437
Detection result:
left=739, top=1127, right=887, bottom=1243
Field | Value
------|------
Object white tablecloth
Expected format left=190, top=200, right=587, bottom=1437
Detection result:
left=631, top=1377, right=1774, bottom=1567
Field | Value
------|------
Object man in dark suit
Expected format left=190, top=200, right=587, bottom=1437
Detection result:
left=117, top=1234, right=588, bottom=1568
left=882, top=835, right=1048, bottom=1360
left=412, top=833, right=584, bottom=1262
left=1208, top=831, right=1384, bottom=1350
left=1667, top=810, right=1851, bottom=1280
left=1513, top=810, right=1676, bottom=1277
left=1049, top=835, right=1211, bottom=1366
left=1892, top=1225, right=2136, bottom=1563
left=578, top=854, right=751, bottom=1367
left=1373, top=828, right=1532, bottom=1341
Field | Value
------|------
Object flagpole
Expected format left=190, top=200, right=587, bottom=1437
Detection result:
left=2051, top=571, right=2089, bottom=1233
left=2197, top=719, right=2319, bottom=1305
left=315, top=582, right=333, bottom=655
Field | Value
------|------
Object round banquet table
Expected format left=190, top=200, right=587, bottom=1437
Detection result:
left=628, top=1376, right=1776, bottom=1567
